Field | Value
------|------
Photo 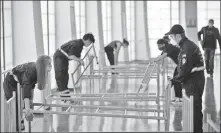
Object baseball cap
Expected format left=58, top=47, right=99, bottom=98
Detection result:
left=165, top=24, right=185, bottom=35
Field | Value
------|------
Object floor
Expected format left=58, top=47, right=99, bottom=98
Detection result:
left=27, top=55, right=220, bottom=132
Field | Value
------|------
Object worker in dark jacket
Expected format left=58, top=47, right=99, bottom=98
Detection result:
left=105, top=38, right=129, bottom=66
left=197, top=19, right=221, bottom=77
left=3, top=55, right=52, bottom=131
left=166, top=24, right=205, bottom=132
left=53, top=33, right=95, bottom=92
left=156, top=36, right=182, bottom=104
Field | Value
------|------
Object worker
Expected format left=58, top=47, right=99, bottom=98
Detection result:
left=156, top=36, right=182, bottom=104
left=197, top=19, right=221, bottom=77
left=53, top=33, right=95, bottom=93
left=165, top=24, right=205, bottom=132
left=104, top=38, right=129, bottom=66
left=3, top=55, right=52, bottom=131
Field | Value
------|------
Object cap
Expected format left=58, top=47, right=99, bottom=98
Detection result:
left=165, top=24, right=185, bottom=35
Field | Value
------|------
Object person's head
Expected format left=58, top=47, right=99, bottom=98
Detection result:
left=82, top=33, right=95, bottom=47
left=122, top=38, right=129, bottom=48
left=36, top=55, right=52, bottom=90
left=157, top=39, right=166, bottom=51
left=208, top=19, right=214, bottom=28
left=165, top=24, right=186, bottom=45
left=163, top=35, right=170, bottom=43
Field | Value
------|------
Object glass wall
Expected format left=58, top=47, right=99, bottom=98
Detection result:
left=126, top=1, right=135, bottom=61
left=41, top=1, right=55, bottom=56
left=1, top=1, right=13, bottom=71
left=147, top=1, right=179, bottom=58
left=101, top=1, right=112, bottom=45
left=75, top=1, right=86, bottom=39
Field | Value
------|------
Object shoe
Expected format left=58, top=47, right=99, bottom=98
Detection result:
left=171, top=98, right=183, bottom=104
left=21, top=120, right=25, bottom=131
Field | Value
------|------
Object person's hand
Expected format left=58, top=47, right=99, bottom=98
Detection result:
left=200, top=40, right=203, bottom=46
left=25, top=108, right=33, bottom=121
left=167, top=76, right=173, bottom=81
left=78, top=59, right=85, bottom=66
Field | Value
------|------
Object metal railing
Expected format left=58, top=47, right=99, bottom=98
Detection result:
left=71, top=44, right=98, bottom=89
left=5, top=92, right=16, bottom=132
left=207, top=114, right=220, bottom=132
left=182, top=89, right=194, bottom=132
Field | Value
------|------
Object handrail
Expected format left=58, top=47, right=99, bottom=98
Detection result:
left=182, top=89, right=194, bottom=132
left=6, top=92, right=16, bottom=132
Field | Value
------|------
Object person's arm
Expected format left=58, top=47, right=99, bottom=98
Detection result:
left=215, top=28, right=221, bottom=50
left=198, top=27, right=204, bottom=48
left=198, top=27, right=203, bottom=41
left=155, top=53, right=167, bottom=62
left=114, top=42, right=121, bottom=65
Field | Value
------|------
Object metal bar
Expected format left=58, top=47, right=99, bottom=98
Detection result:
left=95, top=108, right=99, bottom=113
left=71, top=45, right=94, bottom=77
left=124, top=109, right=127, bottom=115
left=36, top=105, right=43, bottom=111
left=17, top=83, right=21, bottom=132
left=207, top=114, right=220, bottom=132
left=51, top=92, right=159, bottom=97
left=65, top=106, right=72, bottom=112
left=32, top=109, right=166, bottom=120
left=74, top=56, right=95, bottom=85
left=47, top=97, right=165, bottom=101
left=81, top=75, right=144, bottom=79
left=33, top=103, right=165, bottom=113
left=92, top=44, right=99, bottom=64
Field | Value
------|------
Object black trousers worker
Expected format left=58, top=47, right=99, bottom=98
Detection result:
left=183, top=71, right=205, bottom=132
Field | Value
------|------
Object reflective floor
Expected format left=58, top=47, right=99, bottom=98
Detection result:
left=27, top=55, right=220, bottom=132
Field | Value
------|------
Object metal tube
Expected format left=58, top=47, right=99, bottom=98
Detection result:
left=17, top=83, right=21, bottom=132
left=74, top=56, right=95, bottom=85
left=32, top=109, right=166, bottom=120
left=33, top=102, right=164, bottom=112
left=47, top=97, right=165, bottom=101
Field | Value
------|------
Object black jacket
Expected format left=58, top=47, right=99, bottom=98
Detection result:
left=173, top=37, right=204, bottom=84
left=197, top=26, right=221, bottom=49
left=12, top=62, right=37, bottom=99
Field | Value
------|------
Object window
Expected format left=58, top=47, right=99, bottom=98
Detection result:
left=1, top=1, right=13, bottom=70
left=147, top=1, right=179, bottom=57
left=197, top=1, right=220, bottom=53
left=102, top=1, right=112, bottom=45
left=75, top=1, right=86, bottom=39
left=41, top=1, right=55, bottom=56
left=126, top=1, right=135, bottom=61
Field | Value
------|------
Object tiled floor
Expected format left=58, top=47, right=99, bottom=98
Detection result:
left=27, top=55, right=220, bottom=132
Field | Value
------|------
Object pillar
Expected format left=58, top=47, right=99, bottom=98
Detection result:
left=97, top=1, right=106, bottom=68
left=12, top=1, right=44, bottom=65
left=179, top=1, right=198, bottom=45
left=111, top=1, right=123, bottom=62
left=121, top=1, right=129, bottom=62
left=143, top=1, right=151, bottom=59
left=135, top=1, right=148, bottom=60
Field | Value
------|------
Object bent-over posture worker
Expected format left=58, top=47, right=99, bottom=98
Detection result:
left=104, top=38, right=129, bottom=66
left=3, top=55, right=52, bottom=131
left=156, top=36, right=182, bottom=103
left=53, top=33, right=95, bottom=92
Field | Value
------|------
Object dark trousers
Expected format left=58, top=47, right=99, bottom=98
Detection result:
left=104, top=46, right=115, bottom=65
left=3, top=73, right=24, bottom=131
left=173, top=67, right=182, bottom=98
left=204, top=48, right=215, bottom=74
left=53, top=53, right=69, bottom=92
left=183, top=71, right=205, bottom=132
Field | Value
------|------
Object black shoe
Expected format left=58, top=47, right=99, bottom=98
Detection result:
left=21, top=120, right=25, bottom=131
